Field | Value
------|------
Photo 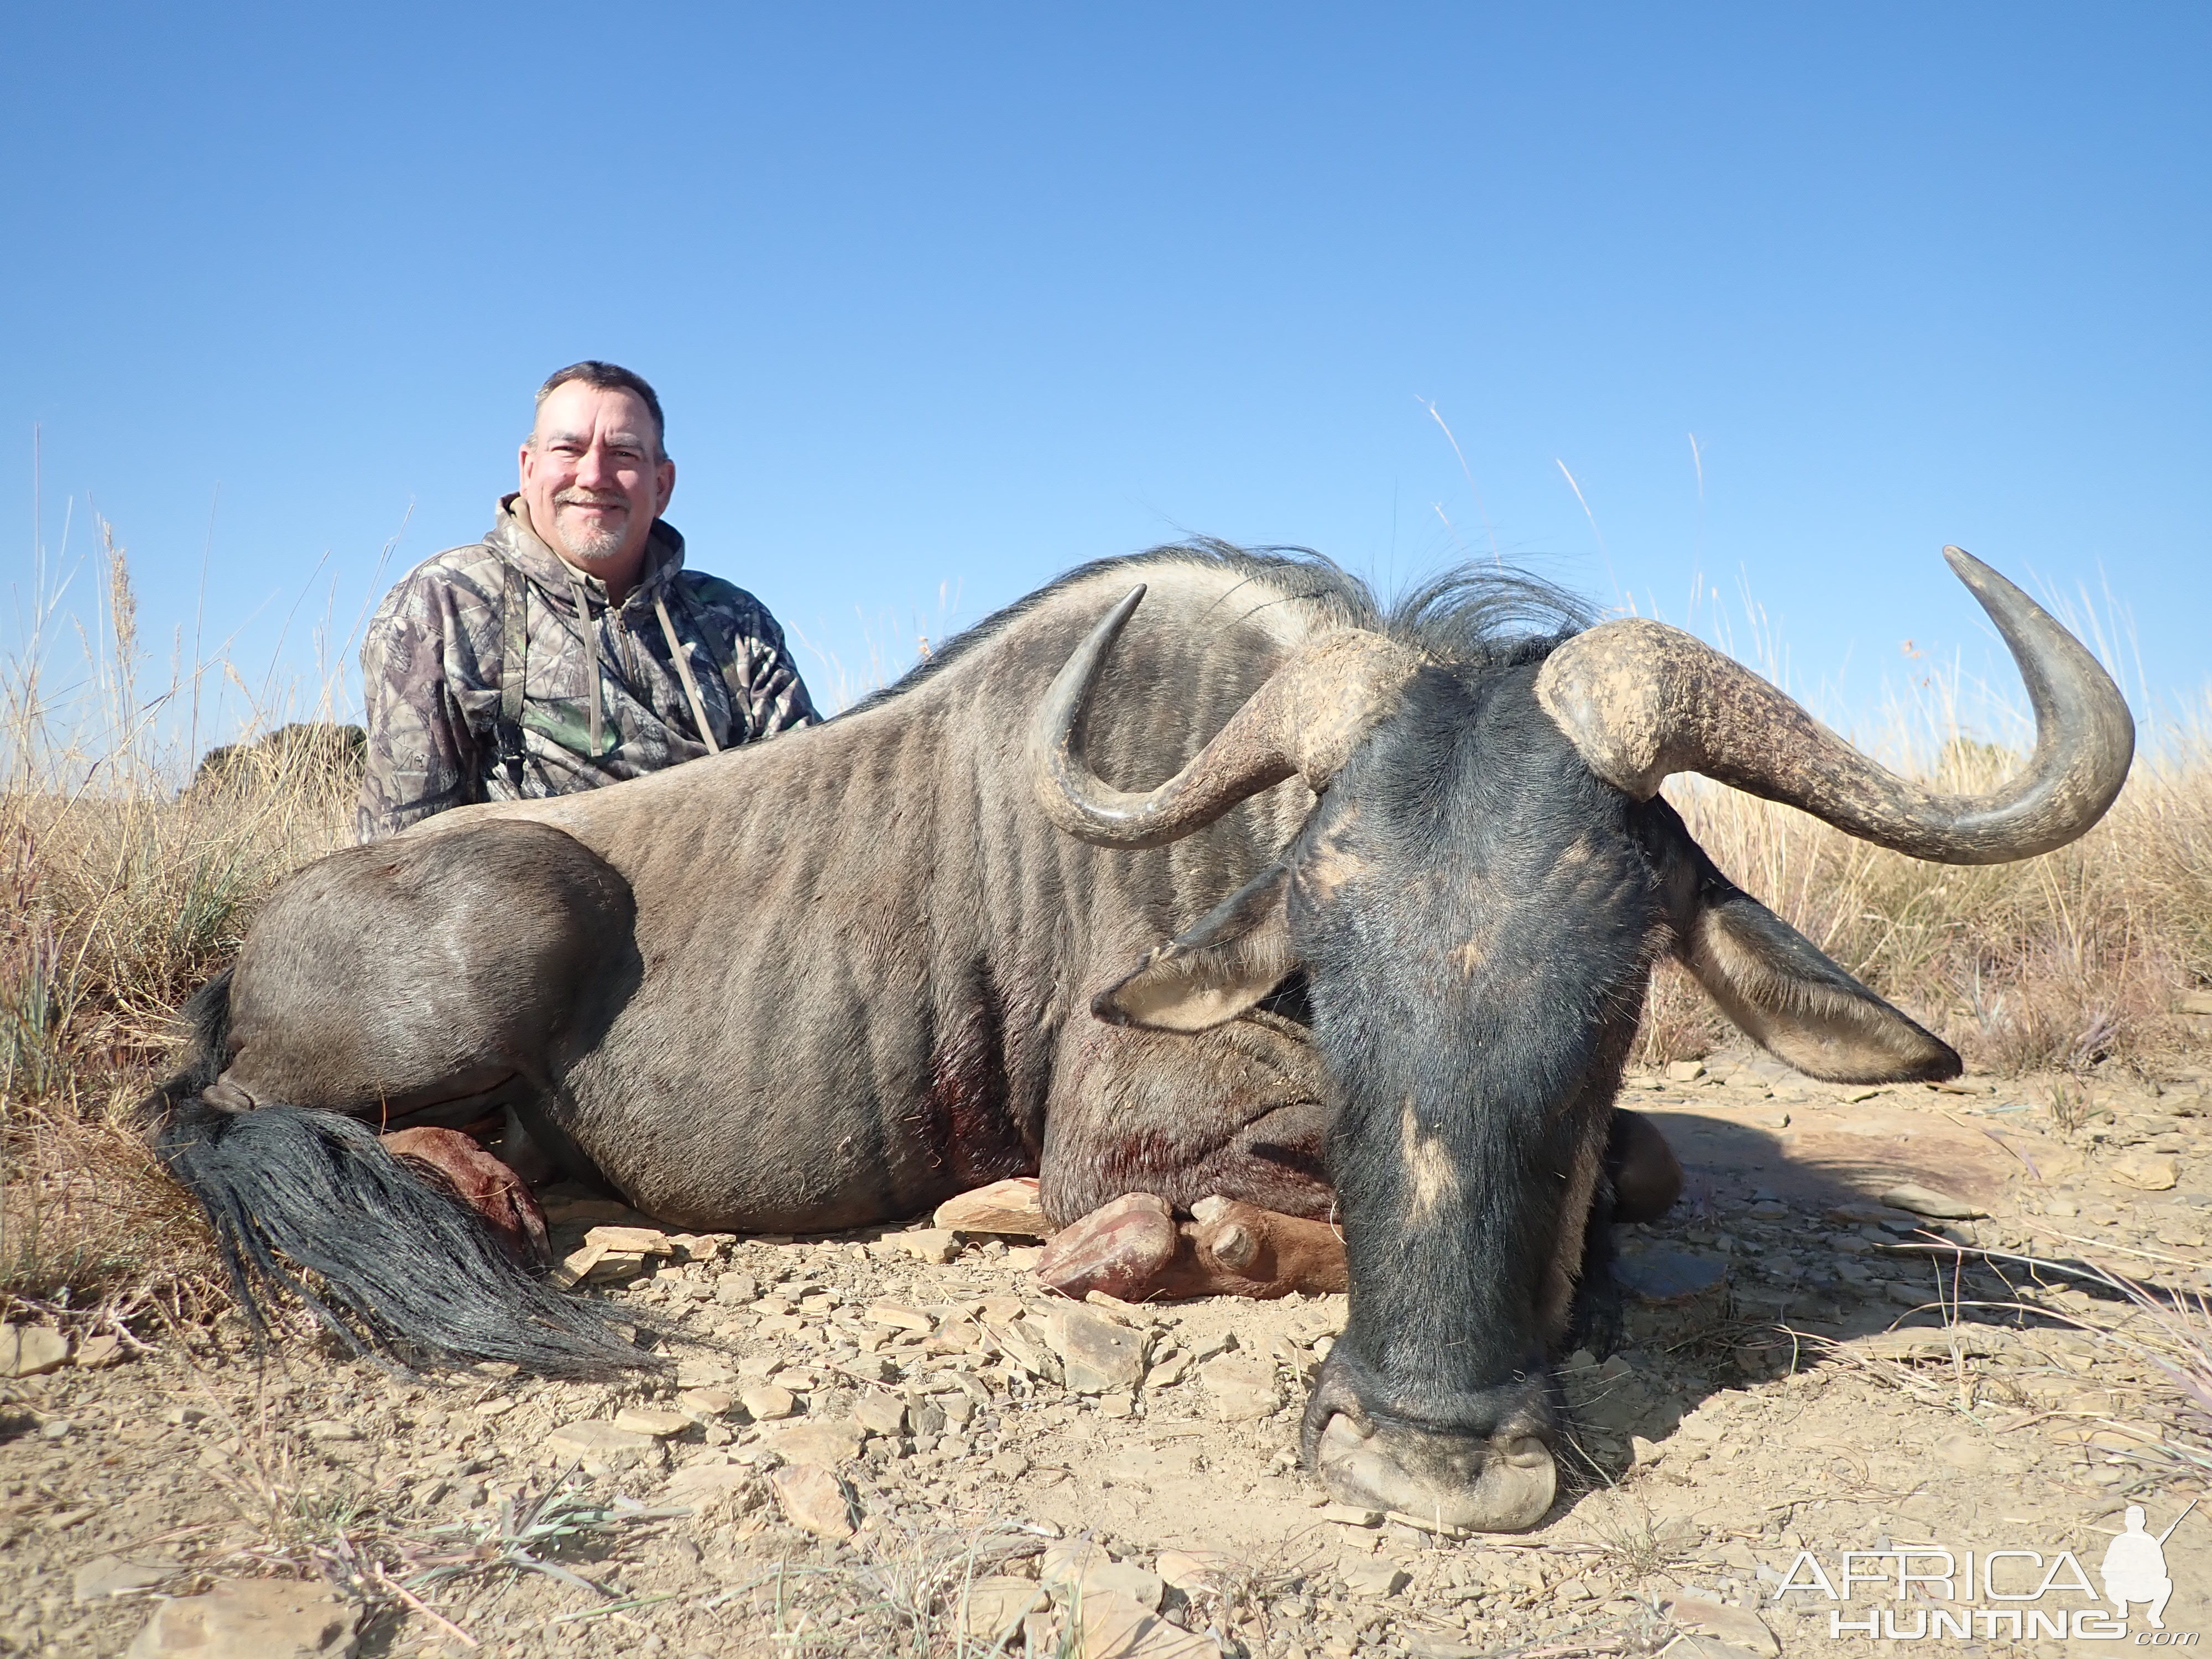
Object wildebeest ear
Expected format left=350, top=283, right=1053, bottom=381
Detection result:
left=1094, top=862, right=1296, bottom=1033
left=1683, top=882, right=1961, bottom=1084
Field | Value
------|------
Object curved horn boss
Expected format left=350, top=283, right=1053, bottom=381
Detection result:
left=1534, top=546, right=2135, bottom=861
left=1027, top=584, right=1425, bottom=848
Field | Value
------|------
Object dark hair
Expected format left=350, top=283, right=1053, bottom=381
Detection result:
left=534, top=361, right=667, bottom=458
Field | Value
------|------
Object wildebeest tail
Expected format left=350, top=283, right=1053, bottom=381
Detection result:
left=143, top=983, right=653, bottom=1376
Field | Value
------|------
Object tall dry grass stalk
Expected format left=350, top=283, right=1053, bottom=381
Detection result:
left=2, top=520, right=361, bottom=1311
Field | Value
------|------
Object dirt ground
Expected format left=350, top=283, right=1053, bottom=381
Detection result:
left=5, top=1047, right=2211, bottom=1659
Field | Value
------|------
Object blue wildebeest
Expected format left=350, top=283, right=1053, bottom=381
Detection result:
left=147, top=542, right=2130, bottom=1531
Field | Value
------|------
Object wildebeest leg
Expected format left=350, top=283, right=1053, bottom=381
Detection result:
left=1036, top=1187, right=1348, bottom=1301
left=1606, top=1106, right=1681, bottom=1223
left=149, top=820, right=647, bottom=1374
left=1037, top=1014, right=1343, bottom=1299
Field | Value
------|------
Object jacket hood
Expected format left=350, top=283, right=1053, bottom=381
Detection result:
left=487, top=493, right=687, bottom=615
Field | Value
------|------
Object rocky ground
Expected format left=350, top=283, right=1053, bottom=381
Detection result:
left=5, top=1050, right=2212, bottom=1658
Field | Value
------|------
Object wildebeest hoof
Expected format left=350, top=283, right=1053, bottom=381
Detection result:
left=1313, top=1411, right=1556, bottom=1533
left=1035, top=1192, right=1178, bottom=1300
left=381, top=1126, right=552, bottom=1267
left=1161, top=1198, right=1348, bottom=1298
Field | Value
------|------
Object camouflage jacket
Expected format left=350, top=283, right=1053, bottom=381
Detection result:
left=357, top=496, right=816, bottom=841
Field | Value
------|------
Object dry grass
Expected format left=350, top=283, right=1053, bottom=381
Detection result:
left=1633, top=723, right=2212, bottom=1075
left=1, top=524, right=360, bottom=1316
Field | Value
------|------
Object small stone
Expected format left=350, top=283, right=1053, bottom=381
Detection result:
left=1344, top=1559, right=1410, bottom=1598
left=159, top=1406, right=207, bottom=1426
left=1042, top=1540, right=1166, bottom=1611
left=0, top=1324, right=68, bottom=1377
left=714, top=1271, right=760, bottom=1305
left=677, top=1357, right=736, bottom=1389
left=613, top=1407, right=694, bottom=1437
left=1665, top=1060, right=1706, bottom=1083
left=771, top=1463, right=855, bottom=1540
left=1321, top=1504, right=1383, bottom=1527
left=126, top=1576, right=358, bottom=1658
left=961, top=1576, right=1049, bottom=1643
left=1664, top=1592, right=1780, bottom=1658
left=863, top=1301, right=933, bottom=1333
left=899, top=1228, right=961, bottom=1263
left=585, top=1223, right=677, bottom=1256
left=664, top=1459, right=764, bottom=1518
left=73, top=1556, right=171, bottom=1603
left=740, top=1384, right=797, bottom=1421
left=545, top=1420, right=661, bottom=1471
left=854, top=1390, right=909, bottom=1437
left=1049, top=1305, right=1147, bottom=1394
left=1071, top=1588, right=1220, bottom=1659
left=1630, top=1434, right=1665, bottom=1466
left=41, top=1417, right=74, bottom=1441
left=675, top=1388, right=736, bottom=1421
left=987, top=1450, right=1031, bottom=1481
left=935, top=1177, right=1052, bottom=1238
left=1200, top=1353, right=1280, bottom=1420
left=2111, top=1152, right=2182, bottom=1192
left=1878, top=1183, right=1987, bottom=1220
left=73, top=1333, right=126, bottom=1369
left=303, top=1420, right=361, bottom=1442
left=989, top=1318, right=1064, bottom=1384
left=766, top=1420, right=867, bottom=1467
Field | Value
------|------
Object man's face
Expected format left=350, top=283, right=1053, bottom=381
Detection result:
left=518, top=381, right=675, bottom=589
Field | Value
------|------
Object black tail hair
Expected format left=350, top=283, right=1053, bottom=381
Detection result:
left=145, top=977, right=654, bottom=1378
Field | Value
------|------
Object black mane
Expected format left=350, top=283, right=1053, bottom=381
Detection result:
left=845, top=540, right=1592, bottom=714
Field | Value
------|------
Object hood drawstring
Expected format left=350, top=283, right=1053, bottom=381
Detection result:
left=561, top=565, right=604, bottom=757
left=654, top=590, right=722, bottom=755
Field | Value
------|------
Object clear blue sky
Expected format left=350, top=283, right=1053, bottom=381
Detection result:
left=4, top=5, right=2205, bottom=750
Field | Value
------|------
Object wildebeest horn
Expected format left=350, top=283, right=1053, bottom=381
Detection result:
left=1031, top=586, right=1423, bottom=848
left=1534, top=547, right=2135, bottom=864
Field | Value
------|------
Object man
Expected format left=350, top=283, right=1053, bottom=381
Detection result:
left=357, top=362, right=816, bottom=841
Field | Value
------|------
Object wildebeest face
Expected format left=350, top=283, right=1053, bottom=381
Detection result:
left=1035, top=551, right=2131, bottom=1530
left=1094, top=662, right=1963, bottom=1530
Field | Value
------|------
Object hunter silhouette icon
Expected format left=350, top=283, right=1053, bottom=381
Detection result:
left=2102, top=1502, right=2193, bottom=1629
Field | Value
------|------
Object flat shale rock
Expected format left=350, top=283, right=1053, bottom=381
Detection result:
left=740, top=1382, right=799, bottom=1421
left=664, top=1458, right=764, bottom=1517
left=127, top=1577, right=357, bottom=1659
left=1050, top=1305, right=1147, bottom=1394
left=1664, top=1591, right=1780, bottom=1658
left=770, top=1463, right=855, bottom=1540
left=1879, top=1182, right=1986, bottom=1219
left=74, top=1556, right=173, bottom=1604
left=0, top=1324, right=69, bottom=1377
left=2110, top=1151, right=2182, bottom=1191
left=545, top=1419, right=662, bottom=1471
left=766, top=1419, right=866, bottom=1467
left=1198, top=1353, right=1280, bottom=1420
left=960, top=1576, right=1048, bottom=1644
left=935, top=1176, right=1052, bottom=1237
left=1067, top=1588, right=1221, bottom=1658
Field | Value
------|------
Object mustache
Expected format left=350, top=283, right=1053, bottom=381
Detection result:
left=554, top=491, right=628, bottom=510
